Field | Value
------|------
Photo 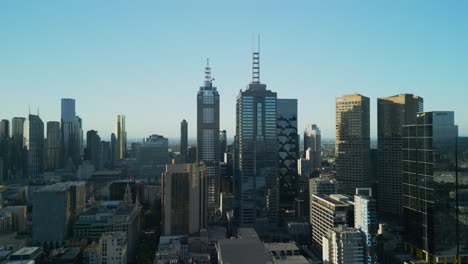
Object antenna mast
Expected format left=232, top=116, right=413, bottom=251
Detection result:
left=252, top=34, right=260, bottom=83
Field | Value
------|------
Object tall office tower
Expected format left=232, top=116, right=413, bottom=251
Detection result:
left=116, top=115, right=127, bottom=160
left=335, top=94, right=370, bottom=196
left=101, top=141, right=111, bottom=169
left=0, top=120, right=9, bottom=140
left=354, top=188, right=378, bottom=264
left=100, top=232, right=128, bottom=264
left=161, top=163, right=207, bottom=235
left=219, top=130, right=227, bottom=162
left=377, top=94, right=423, bottom=220
left=45, top=121, right=61, bottom=171
left=322, top=225, right=366, bottom=264
left=110, top=133, right=117, bottom=167
left=86, top=130, right=101, bottom=169
left=24, top=114, right=44, bottom=179
left=197, top=60, right=220, bottom=217
left=180, top=119, right=188, bottom=162
left=235, top=48, right=279, bottom=229
left=310, top=194, right=351, bottom=249
left=277, top=99, right=299, bottom=208
left=0, top=119, right=10, bottom=181
left=138, top=134, right=168, bottom=181
left=403, top=111, right=468, bottom=262
left=304, top=124, right=322, bottom=171
left=61, top=98, right=81, bottom=167
left=77, top=116, right=83, bottom=160
left=11, top=117, right=25, bottom=176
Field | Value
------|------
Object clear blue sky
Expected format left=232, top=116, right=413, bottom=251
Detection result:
left=1, top=1, right=468, bottom=141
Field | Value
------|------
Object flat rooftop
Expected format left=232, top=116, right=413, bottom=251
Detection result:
left=217, top=239, right=272, bottom=264
left=11, top=247, right=41, bottom=256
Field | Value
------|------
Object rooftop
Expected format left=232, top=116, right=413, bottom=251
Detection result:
left=11, top=247, right=41, bottom=256
left=217, top=239, right=272, bottom=264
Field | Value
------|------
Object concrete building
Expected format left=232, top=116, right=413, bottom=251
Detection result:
left=197, top=60, right=221, bottom=217
left=216, top=228, right=272, bottom=264
left=322, top=225, right=366, bottom=264
left=83, top=241, right=101, bottom=264
left=100, top=232, right=127, bottom=264
left=277, top=99, right=299, bottom=208
left=335, top=94, right=370, bottom=195
left=354, top=188, right=378, bottom=263
left=265, top=242, right=310, bottom=264
left=45, top=121, right=61, bottom=171
left=23, top=114, right=44, bottom=179
left=310, top=194, right=351, bottom=249
left=32, top=182, right=85, bottom=244
left=309, top=177, right=338, bottom=196
left=377, top=94, right=423, bottom=220
left=235, top=49, right=279, bottom=228
left=161, top=163, right=207, bottom=235
left=154, top=235, right=188, bottom=264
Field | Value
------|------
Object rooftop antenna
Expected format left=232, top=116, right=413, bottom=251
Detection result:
left=252, top=34, right=260, bottom=84
left=204, top=58, right=212, bottom=87
left=37, top=106, right=40, bottom=116
left=28, top=105, right=31, bottom=116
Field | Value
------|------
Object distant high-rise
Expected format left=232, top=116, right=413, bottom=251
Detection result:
left=61, top=98, right=82, bottom=167
left=24, top=114, right=44, bottom=179
left=110, top=133, right=117, bottom=167
left=86, top=130, right=101, bottom=169
left=11, top=117, right=25, bottom=176
left=377, top=94, right=423, bottom=220
left=116, top=115, right=127, bottom=160
left=354, top=188, right=378, bottom=263
left=0, top=120, right=9, bottom=140
left=101, top=141, right=112, bottom=169
left=235, top=48, right=279, bottom=228
left=402, top=111, right=468, bottom=261
left=138, top=134, right=168, bottom=181
left=180, top=119, right=188, bottom=162
left=335, top=94, right=370, bottom=195
left=45, top=121, right=61, bottom=171
left=197, top=59, right=220, bottom=217
left=322, top=225, right=366, bottom=264
left=161, top=163, right=207, bottom=235
left=277, top=99, right=299, bottom=207
left=304, top=124, right=321, bottom=171
left=219, top=130, right=227, bottom=162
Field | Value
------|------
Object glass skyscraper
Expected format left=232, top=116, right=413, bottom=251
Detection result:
left=402, top=111, right=468, bottom=262
left=235, top=50, right=279, bottom=228
left=24, top=114, right=44, bottom=179
left=61, top=98, right=82, bottom=167
left=197, top=60, right=220, bottom=218
left=116, top=115, right=127, bottom=160
left=180, top=119, right=188, bottom=163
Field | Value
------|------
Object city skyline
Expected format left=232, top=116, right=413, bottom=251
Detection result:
left=1, top=1, right=468, bottom=140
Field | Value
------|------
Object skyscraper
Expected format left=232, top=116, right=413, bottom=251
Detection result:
left=0, top=120, right=9, bottom=140
left=161, top=163, right=207, bottom=235
left=138, top=134, right=168, bottom=181
left=304, top=124, right=321, bottom=171
left=197, top=59, right=220, bottom=217
left=0, top=120, right=10, bottom=181
left=11, top=117, right=25, bottom=176
left=335, top=94, right=370, bottom=195
left=86, top=130, right=101, bottom=169
left=116, top=115, right=127, bottom=160
left=277, top=99, right=299, bottom=207
left=180, top=119, right=188, bottom=162
left=24, top=114, right=44, bottom=179
left=45, top=121, right=61, bottom=171
left=377, top=94, right=423, bottom=220
left=61, top=98, right=82, bottom=167
left=110, top=133, right=117, bottom=168
left=402, top=111, right=468, bottom=262
left=235, top=49, right=279, bottom=228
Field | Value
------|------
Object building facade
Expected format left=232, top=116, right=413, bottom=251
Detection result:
left=24, top=114, right=44, bottom=179
left=116, top=115, right=126, bottom=160
left=354, top=188, right=378, bottom=264
left=377, top=94, right=423, bottom=220
left=197, top=60, right=220, bottom=217
left=61, top=98, right=82, bottom=167
left=322, top=226, right=366, bottom=264
left=180, top=119, right=188, bottom=162
left=45, top=121, right=61, bottom=171
left=304, top=124, right=321, bottom=171
left=138, top=134, right=168, bottom=181
left=235, top=50, right=279, bottom=228
left=335, top=94, right=370, bottom=195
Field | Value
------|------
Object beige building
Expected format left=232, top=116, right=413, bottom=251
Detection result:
left=335, top=94, right=370, bottom=195
left=100, top=232, right=127, bottom=264
left=377, top=94, right=423, bottom=220
left=162, top=163, right=207, bottom=235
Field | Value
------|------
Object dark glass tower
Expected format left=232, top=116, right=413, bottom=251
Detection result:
left=277, top=99, right=299, bottom=208
left=61, top=98, right=82, bottom=167
left=235, top=49, right=279, bottom=228
left=402, top=111, right=468, bottom=261
left=180, top=119, right=188, bottom=162
left=45, top=121, right=61, bottom=171
left=24, top=114, right=44, bottom=179
left=197, top=59, right=220, bottom=217
left=86, top=130, right=101, bottom=169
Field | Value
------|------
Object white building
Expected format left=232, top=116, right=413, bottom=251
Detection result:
left=100, top=232, right=127, bottom=264
left=354, top=188, right=378, bottom=264
left=323, top=226, right=365, bottom=264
